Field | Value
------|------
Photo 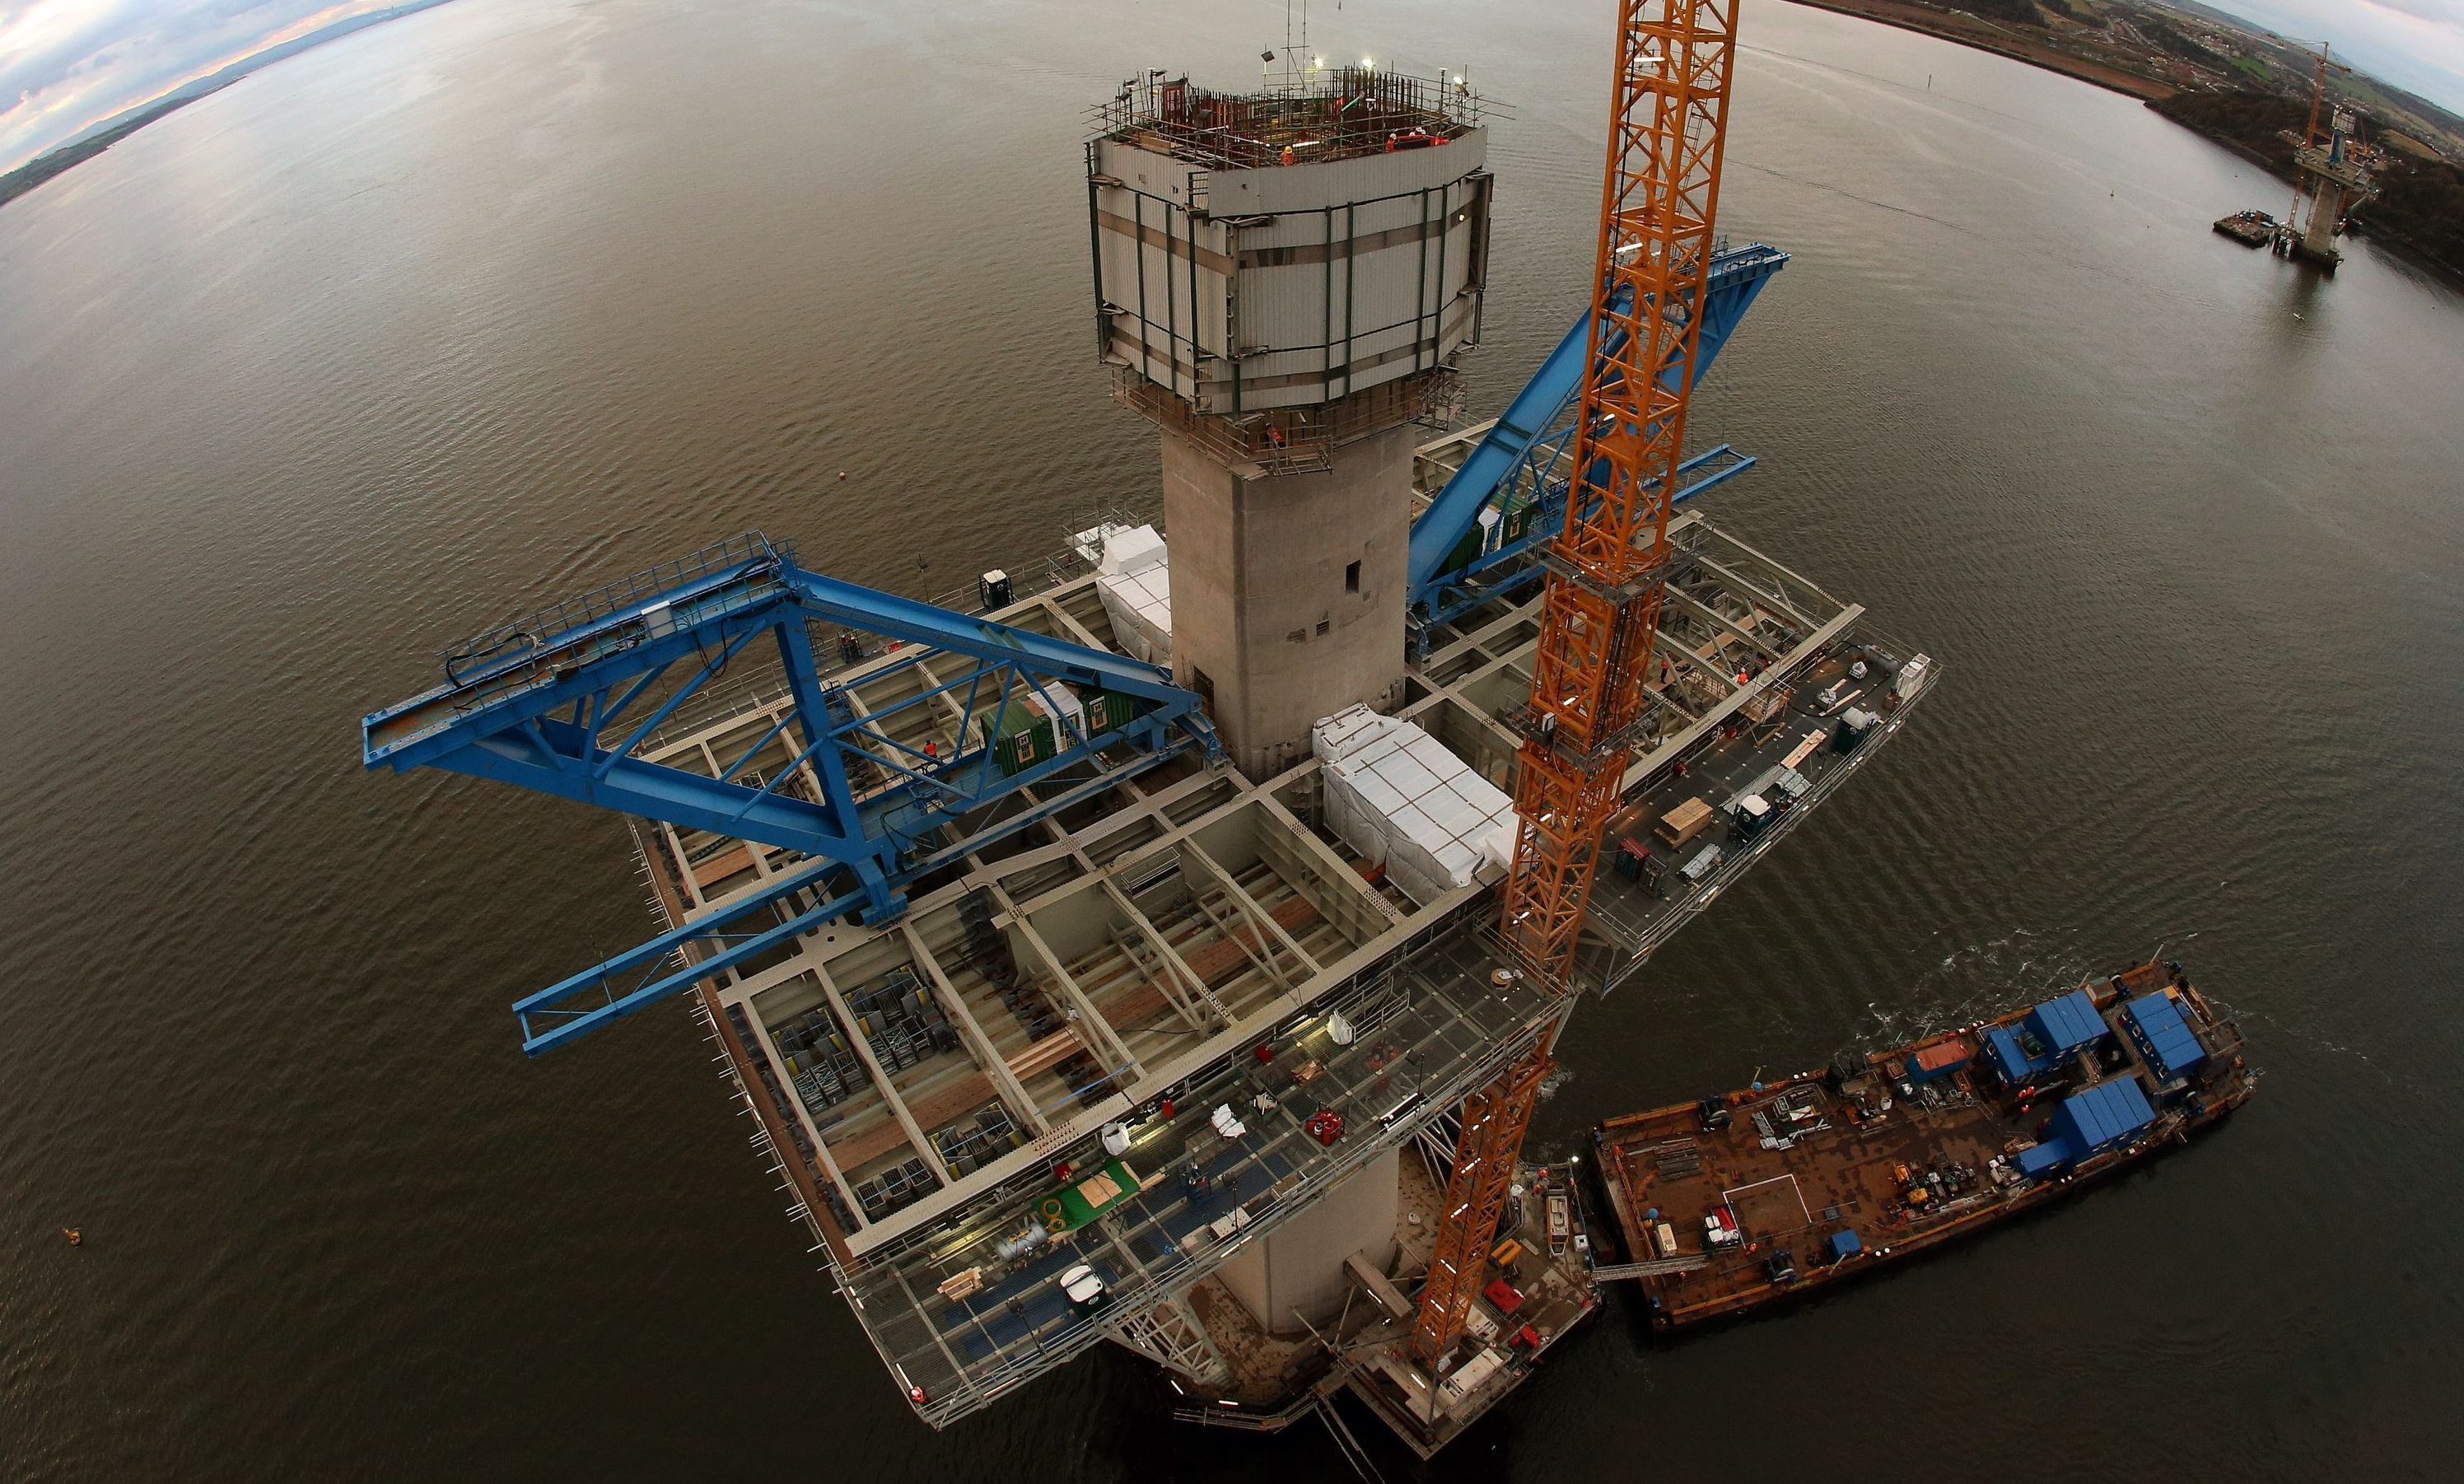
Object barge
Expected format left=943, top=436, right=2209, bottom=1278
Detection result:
left=1591, top=960, right=2252, bottom=1328
left=2212, top=208, right=2279, bottom=246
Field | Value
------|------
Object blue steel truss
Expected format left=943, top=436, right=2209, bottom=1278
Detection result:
left=1407, top=240, right=1787, bottom=632
left=363, top=533, right=1216, bottom=1054
left=1416, top=442, right=1757, bottom=639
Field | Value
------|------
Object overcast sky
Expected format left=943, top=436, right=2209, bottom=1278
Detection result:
left=5, top=1, right=2463, bottom=177
left=2218, top=0, right=2464, bottom=112
left=1, top=2, right=402, bottom=173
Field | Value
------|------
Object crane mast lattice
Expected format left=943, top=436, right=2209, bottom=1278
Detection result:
left=1412, top=0, right=1742, bottom=1364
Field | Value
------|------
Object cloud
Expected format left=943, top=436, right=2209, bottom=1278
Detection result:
left=2359, top=0, right=2461, bottom=25
left=6, top=0, right=2462, bottom=180
left=0, top=1, right=402, bottom=173
left=2211, top=0, right=2464, bottom=113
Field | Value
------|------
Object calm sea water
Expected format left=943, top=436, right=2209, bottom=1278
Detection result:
left=4, top=2, right=2462, bottom=1479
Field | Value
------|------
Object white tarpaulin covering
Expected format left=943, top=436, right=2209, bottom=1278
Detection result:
left=1313, top=705, right=1517, bottom=905
left=1095, top=525, right=1173, bottom=666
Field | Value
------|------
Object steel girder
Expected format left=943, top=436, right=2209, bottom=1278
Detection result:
left=1412, top=441, right=1756, bottom=641
left=1404, top=240, right=1785, bottom=618
left=362, top=533, right=1217, bottom=1052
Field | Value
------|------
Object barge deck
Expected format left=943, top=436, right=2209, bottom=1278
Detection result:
left=2213, top=209, right=2279, bottom=246
left=1592, top=960, right=2252, bottom=1328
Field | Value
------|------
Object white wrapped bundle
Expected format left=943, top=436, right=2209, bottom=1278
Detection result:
left=1099, top=524, right=1166, bottom=576
left=1311, top=712, right=1520, bottom=904
left=1094, top=525, right=1173, bottom=665
left=1312, top=704, right=1388, bottom=765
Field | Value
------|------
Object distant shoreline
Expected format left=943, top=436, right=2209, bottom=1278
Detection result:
left=0, top=91, right=227, bottom=211
left=0, top=0, right=460, bottom=213
left=1782, top=0, right=2177, bottom=103
left=1789, top=0, right=2464, bottom=281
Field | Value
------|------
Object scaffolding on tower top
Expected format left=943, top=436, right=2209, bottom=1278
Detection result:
left=1090, top=64, right=1486, bottom=171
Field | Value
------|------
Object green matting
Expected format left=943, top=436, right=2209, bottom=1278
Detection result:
left=1033, top=1157, right=1140, bottom=1234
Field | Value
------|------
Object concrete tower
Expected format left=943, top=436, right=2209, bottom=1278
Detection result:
left=2289, top=108, right=2376, bottom=270
left=1089, top=66, right=1492, bottom=779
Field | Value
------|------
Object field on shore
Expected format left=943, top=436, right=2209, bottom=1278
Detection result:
left=1786, top=0, right=2176, bottom=100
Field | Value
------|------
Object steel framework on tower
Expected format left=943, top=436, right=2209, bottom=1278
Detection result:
left=362, top=532, right=1216, bottom=1055
left=1403, top=238, right=1786, bottom=637
left=1412, top=0, right=1743, bottom=1364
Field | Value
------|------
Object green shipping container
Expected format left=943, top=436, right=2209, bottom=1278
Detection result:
left=977, top=702, right=1055, bottom=777
left=1084, top=690, right=1144, bottom=738
left=1443, top=496, right=1542, bottom=579
left=1445, top=524, right=1484, bottom=575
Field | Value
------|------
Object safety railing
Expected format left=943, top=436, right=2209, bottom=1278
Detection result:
left=439, top=531, right=790, bottom=674
left=1111, top=365, right=1460, bottom=474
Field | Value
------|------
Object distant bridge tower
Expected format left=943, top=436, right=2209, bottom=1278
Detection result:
left=2289, top=107, right=2375, bottom=268
left=2277, top=44, right=2375, bottom=273
left=1088, top=64, right=1493, bottom=778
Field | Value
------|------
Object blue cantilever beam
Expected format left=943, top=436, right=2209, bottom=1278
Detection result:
left=1416, top=442, right=1757, bottom=637
left=1407, top=240, right=1788, bottom=614
left=363, top=532, right=1217, bottom=1053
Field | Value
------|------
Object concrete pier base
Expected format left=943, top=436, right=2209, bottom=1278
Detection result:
left=1218, top=1148, right=1402, bottom=1337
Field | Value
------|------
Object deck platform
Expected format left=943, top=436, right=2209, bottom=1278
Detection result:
left=624, top=492, right=1933, bottom=1426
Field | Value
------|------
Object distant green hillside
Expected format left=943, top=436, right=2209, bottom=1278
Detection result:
left=0, top=1, right=460, bottom=213
left=0, top=95, right=212, bottom=208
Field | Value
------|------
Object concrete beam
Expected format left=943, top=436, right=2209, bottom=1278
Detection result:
left=1692, top=533, right=1841, bottom=628
left=898, top=921, right=1051, bottom=1136
left=1104, top=876, right=1236, bottom=1028
left=1668, top=641, right=1742, bottom=694
left=1039, top=597, right=1114, bottom=654
left=1253, top=791, right=1402, bottom=938
left=1180, top=838, right=1321, bottom=980
left=1105, top=928, right=1212, bottom=1034
left=1183, top=878, right=1297, bottom=996
left=1008, top=904, right=1147, bottom=1085
left=1664, top=585, right=1783, bottom=661
left=810, top=957, right=950, bottom=1184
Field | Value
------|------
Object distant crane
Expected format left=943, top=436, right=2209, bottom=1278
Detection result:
left=1411, top=0, right=1743, bottom=1363
left=2288, top=41, right=2349, bottom=230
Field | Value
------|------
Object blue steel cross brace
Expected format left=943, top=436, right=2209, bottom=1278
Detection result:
left=362, top=533, right=1217, bottom=1054
left=1406, top=240, right=1787, bottom=623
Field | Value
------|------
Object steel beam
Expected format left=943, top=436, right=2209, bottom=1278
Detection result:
left=363, top=534, right=1220, bottom=1053
left=1664, top=586, right=1782, bottom=661
left=898, top=922, right=1050, bottom=1136
left=1407, top=242, right=1785, bottom=606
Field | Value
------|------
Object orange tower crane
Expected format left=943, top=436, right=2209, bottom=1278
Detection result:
left=1411, top=0, right=1743, bottom=1364
left=2285, top=42, right=2351, bottom=229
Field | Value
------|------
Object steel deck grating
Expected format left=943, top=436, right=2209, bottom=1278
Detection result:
left=838, top=921, right=1559, bottom=1424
